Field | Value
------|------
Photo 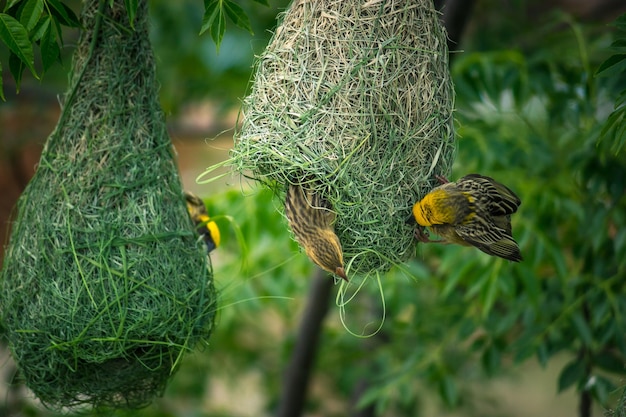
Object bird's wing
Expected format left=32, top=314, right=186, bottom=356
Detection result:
left=456, top=214, right=522, bottom=261
left=185, top=191, right=209, bottom=218
left=458, top=174, right=521, bottom=216
left=456, top=214, right=505, bottom=246
left=304, top=186, right=336, bottom=228
left=286, top=184, right=336, bottom=231
left=493, top=214, right=513, bottom=235
left=485, top=236, right=523, bottom=262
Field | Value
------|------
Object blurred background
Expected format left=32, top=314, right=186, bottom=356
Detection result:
left=1, top=0, right=626, bottom=416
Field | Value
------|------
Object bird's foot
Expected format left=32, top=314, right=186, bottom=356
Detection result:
left=435, top=175, right=450, bottom=184
left=414, top=227, right=432, bottom=243
left=414, top=227, right=445, bottom=244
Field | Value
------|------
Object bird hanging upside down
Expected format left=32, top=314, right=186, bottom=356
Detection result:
left=185, top=191, right=221, bottom=254
left=411, top=174, right=522, bottom=262
left=284, top=183, right=348, bottom=280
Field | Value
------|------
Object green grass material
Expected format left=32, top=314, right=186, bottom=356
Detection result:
left=0, top=1, right=216, bottom=411
left=232, top=0, right=456, bottom=274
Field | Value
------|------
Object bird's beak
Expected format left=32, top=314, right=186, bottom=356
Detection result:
left=335, top=267, right=348, bottom=281
left=405, top=212, right=416, bottom=225
left=204, top=238, right=216, bottom=254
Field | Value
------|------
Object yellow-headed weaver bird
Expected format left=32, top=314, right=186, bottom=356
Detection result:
left=185, top=191, right=220, bottom=254
left=284, top=183, right=348, bottom=280
left=411, top=174, right=522, bottom=262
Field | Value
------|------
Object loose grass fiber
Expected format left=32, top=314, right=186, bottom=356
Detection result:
left=232, top=0, right=456, bottom=274
left=0, top=0, right=216, bottom=410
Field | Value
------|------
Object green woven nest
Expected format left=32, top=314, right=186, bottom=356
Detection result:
left=232, top=0, right=456, bottom=274
left=0, top=1, right=216, bottom=410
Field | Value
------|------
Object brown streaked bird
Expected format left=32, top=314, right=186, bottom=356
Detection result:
left=284, top=183, right=347, bottom=280
left=411, top=174, right=522, bottom=262
left=185, top=191, right=221, bottom=254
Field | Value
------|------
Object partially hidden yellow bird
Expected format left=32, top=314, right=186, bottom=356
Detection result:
left=284, top=183, right=348, bottom=280
left=411, top=174, right=522, bottom=262
left=185, top=191, right=221, bottom=254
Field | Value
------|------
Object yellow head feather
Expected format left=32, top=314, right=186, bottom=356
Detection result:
left=412, top=189, right=462, bottom=226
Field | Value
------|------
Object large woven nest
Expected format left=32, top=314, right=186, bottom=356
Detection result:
left=0, top=1, right=216, bottom=410
left=232, top=0, right=456, bottom=274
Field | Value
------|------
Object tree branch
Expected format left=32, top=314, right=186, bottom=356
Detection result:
left=434, top=0, right=477, bottom=61
left=275, top=268, right=335, bottom=417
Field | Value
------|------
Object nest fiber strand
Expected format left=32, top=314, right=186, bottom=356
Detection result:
left=232, top=0, right=455, bottom=273
left=0, top=0, right=216, bottom=410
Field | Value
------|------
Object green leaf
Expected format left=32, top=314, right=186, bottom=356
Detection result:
left=591, top=375, right=616, bottom=406
left=614, top=13, right=626, bottom=32
left=0, top=60, right=4, bottom=101
left=211, top=10, right=225, bottom=51
left=19, top=0, right=43, bottom=31
left=250, top=0, right=269, bottom=5
left=557, top=359, right=587, bottom=392
left=355, top=384, right=386, bottom=410
left=4, top=0, right=21, bottom=12
left=223, top=0, right=253, bottom=34
left=200, top=1, right=226, bottom=51
left=200, top=0, right=219, bottom=35
left=50, top=12, right=63, bottom=45
left=124, top=0, right=137, bottom=28
left=593, top=351, right=626, bottom=374
left=571, top=311, right=594, bottom=346
left=480, top=268, right=500, bottom=318
left=600, top=110, right=625, bottom=154
left=617, top=88, right=626, bottom=108
left=201, top=0, right=254, bottom=50
left=8, top=51, right=26, bottom=92
left=440, top=260, right=475, bottom=297
left=0, top=13, right=37, bottom=78
left=481, top=344, right=501, bottom=376
left=46, top=0, right=80, bottom=28
left=610, top=38, right=626, bottom=53
left=30, top=13, right=49, bottom=41
left=40, top=22, right=59, bottom=71
left=596, top=54, right=626, bottom=78
left=519, top=266, right=541, bottom=306
left=536, top=342, right=549, bottom=367
left=438, top=375, right=458, bottom=407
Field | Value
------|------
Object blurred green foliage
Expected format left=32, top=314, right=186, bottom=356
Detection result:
left=596, top=14, right=626, bottom=155
left=2, top=2, right=626, bottom=417
left=149, top=0, right=291, bottom=112
left=0, top=0, right=290, bottom=107
left=0, top=0, right=80, bottom=99
left=190, top=10, right=626, bottom=417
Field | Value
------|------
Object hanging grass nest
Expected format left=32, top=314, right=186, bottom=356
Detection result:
left=232, top=0, right=456, bottom=274
left=0, top=1, right=216, bottom=411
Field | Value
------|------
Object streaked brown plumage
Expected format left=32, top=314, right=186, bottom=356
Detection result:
left=284, top=184, right=347, bottom=280
left=185, top=191, right=220, bottom=253
left=412, top=174, right=522, bottom=262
